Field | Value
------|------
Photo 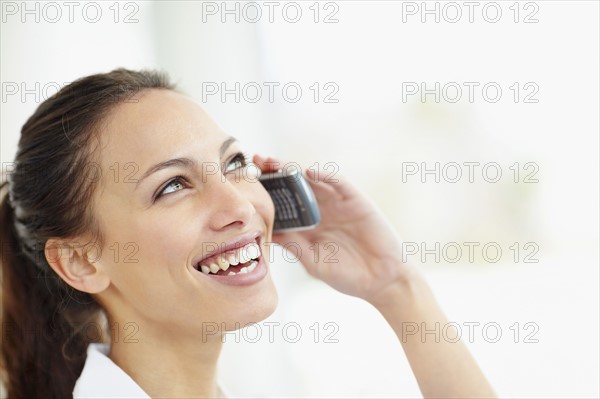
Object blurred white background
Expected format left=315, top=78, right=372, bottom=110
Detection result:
left=1, top=1, right=598, bottom=397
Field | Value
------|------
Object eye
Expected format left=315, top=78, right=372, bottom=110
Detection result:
left=224, top=152, right=248, bottom=174
left=154, top=176, right=188, bottom=201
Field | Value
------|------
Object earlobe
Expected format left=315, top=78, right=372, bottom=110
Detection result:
left=45, top=238, right=110, bottom=294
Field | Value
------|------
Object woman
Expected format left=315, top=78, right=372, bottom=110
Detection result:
left=0, top=69, right=495, bottom=398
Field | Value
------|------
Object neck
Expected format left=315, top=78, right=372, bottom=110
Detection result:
left=107, top=315, right=225, bottom=398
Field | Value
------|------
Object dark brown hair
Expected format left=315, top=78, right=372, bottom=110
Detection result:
left=0, top=68, right=174, bottom=398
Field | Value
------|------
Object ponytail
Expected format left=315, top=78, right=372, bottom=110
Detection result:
left=0, top=69, right=173, bottom=398
left=1, top=181, right=102, bottom=398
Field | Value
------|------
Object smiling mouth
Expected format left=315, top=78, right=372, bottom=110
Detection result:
left=193, top=238, right=262, bottom=276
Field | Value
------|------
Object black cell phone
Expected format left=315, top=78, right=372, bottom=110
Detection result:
left=259, top=167, right=321, bottom=232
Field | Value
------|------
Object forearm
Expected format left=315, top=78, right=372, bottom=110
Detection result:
left=369, top=274, right=496, bottom=399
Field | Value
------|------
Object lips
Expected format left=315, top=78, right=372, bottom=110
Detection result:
left=194, top=239, right=261, bottom=276
left=191, top=231, right=269, bottom=287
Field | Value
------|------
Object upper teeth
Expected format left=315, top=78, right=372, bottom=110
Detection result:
left=216, top=257, right=229, bottom=271
left=196, top=241, right=261, bottom=275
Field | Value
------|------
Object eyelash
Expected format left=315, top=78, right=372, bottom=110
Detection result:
left=225, top=151, right=249, bottom=172
left=153, top=152, right=249, bottom=201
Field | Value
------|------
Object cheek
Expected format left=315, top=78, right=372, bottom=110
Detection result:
left=133, top=201, right=213, bottom=278
left=140, top=218, right=188, bottom=260
left=96, top=212, right=202, bottom=323
left=97, top=203, right=196, bottom=289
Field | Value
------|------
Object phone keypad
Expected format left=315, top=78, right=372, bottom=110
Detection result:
left=261, top=170, right=319, bottom=231
left=265, top=177, right=302, bottom=229
left=272, top=187, right=301, bottom=229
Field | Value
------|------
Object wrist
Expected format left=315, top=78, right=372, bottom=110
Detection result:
left=366, top=267, right=432, bottom=316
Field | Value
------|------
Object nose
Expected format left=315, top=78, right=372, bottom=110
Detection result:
left=206, top=178, right=256, bottom=231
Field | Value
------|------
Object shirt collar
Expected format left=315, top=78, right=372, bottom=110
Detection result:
left=73, top=343, right=151, bottom=398
left=73, top=343, right=233, bottom=398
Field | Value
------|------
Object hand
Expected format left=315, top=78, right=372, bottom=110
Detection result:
left=254, top=155, right=420, bottom=305
left=254, top=156, right=496, bottom=398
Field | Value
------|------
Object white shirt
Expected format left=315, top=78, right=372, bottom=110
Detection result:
left=73, top=343, right=233, bottom=398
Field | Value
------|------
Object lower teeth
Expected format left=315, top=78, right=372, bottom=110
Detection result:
left=228, top=260, right=258, bottom=275
left=198, top=260, right=258, bottom=276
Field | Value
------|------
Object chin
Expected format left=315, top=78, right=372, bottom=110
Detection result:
left=222, top=280, right=279, bottom=331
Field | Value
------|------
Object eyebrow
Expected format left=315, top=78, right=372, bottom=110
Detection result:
left=134, top=136, right=238, bottom=189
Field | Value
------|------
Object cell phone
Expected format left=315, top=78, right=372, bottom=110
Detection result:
left=259, top=167, right=321, bottom=232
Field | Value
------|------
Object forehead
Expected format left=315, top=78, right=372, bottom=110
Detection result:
left=97, top=89, right=228, bottom=166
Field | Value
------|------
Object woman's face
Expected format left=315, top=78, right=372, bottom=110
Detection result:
left=90, top=89, right=277, bottom=337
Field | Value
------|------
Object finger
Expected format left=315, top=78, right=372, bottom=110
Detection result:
left=254, top=156, right=340, bottom=202
left=306, top=168, right=362, bottom=201
left=306, top=178, right=338, bottom=205
left=304, top=169, right=341, bottom=201
left=253, top=154, right=285, bottom=174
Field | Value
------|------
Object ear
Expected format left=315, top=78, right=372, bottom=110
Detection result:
left=45, top=238, right=110, bottom=294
